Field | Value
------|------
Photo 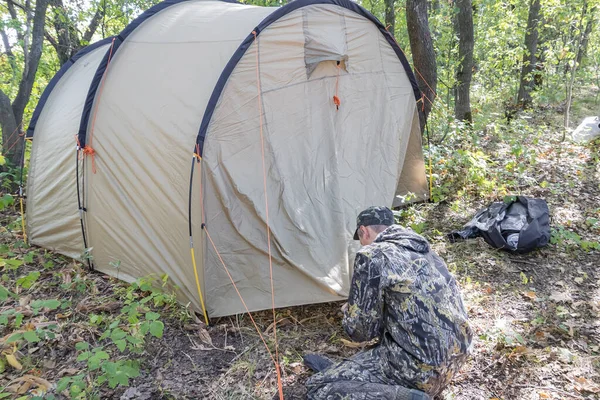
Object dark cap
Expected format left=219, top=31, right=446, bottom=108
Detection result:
left=353, top=206, right=394, bottom=240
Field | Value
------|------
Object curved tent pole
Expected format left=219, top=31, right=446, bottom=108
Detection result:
left=194, top=0, right=422, bottom=156
left=76, top=0, right=239, bottom=147
left=188, top=154, right=210, bottom=325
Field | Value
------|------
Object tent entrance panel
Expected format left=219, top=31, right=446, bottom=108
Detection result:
left=81, top=0, right=275, bottom=312
left=27, top=44, right=111, bottom=259
left=201, top=4, right=424, bottom=317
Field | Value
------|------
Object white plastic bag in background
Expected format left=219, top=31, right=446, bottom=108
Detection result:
left=572, top=116, right=600, bottom=142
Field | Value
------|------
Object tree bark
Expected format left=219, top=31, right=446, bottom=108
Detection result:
left=576, top=6, right=596, bottom=66
left=0, top=89, right=20, bottom=163
left=0, top=0, right=48, bottom=165
left=453, top=0, right=474, bottom=123
left=563, top=1, right=589, bottom=134
left=49, top=0, right=82, bottom=64
left=406, top=0, right=437, bottom=132
left=83, top=7, right=103, bottom=43
left=48, top=0, right=104, bottom=64
left=384, top=0, right=395, bottom=36
left=12, top=0, right=48, bottom=127
left=517, top=0, right=541, bottom=108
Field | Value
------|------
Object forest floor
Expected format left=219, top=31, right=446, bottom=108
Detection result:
left=1, top=92, right=600, bottom=399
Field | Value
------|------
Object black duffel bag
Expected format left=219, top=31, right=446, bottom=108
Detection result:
left=448, top=196, right=550, bottom=253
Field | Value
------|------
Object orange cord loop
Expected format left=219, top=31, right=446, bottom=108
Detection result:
left=333, top=61, right=341, bottom=110
left=82, top=145, right=96, bottom=174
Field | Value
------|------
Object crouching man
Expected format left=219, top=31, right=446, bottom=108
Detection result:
left=306, top=206, right=473, bottom=399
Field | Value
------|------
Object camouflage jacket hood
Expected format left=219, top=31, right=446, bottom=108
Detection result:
left=374, top=225, right=431, bottom=254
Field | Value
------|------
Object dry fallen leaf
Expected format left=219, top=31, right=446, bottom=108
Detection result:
left=513, top=345, right=528, bottom=353
left=539, top=392, right=550, bottom=399
left=556, top=347, right=575, bottom=364
left=535, top=331, right=545, bottom=341
left=93, top=302, right=121, bottom=312
left=549, top=291, right=573, bottom=303
left=16, top=380, right=32, bottom=394
left=523, top=291, right=537, bottom=300
left=574, top=376, right=600, bottom=393
left=57, top=367, right=81, bottom=377
left=10, top=375, right=53, bottom=396
left=19, top=295, right=32, bottom=306
left=5, top=353, right=23, bottom=370
left=288, top=362, right=304, bottom=374
left=196, top=327, right=213, bottom=346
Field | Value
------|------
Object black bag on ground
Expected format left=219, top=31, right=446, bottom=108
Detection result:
left=448, top=196, right=550, bottom=253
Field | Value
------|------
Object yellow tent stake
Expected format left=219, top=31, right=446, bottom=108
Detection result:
left=190, top=246, right=209, bottom=325
left=428, top=152, right=433, bottom=200
left=19, top=197, right=27, bottom=243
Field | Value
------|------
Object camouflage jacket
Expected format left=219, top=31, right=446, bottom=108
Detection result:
left=342, top=225, right=473, bottom=391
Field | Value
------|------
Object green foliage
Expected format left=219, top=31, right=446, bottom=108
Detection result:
left=0, top=284, right=11, bottom=301
left=0, top=194, right=14, bottom=211
left=0, top=257, right=22, bottom=270
left=551, top=225, right=600, bottom=251
left=16, top=270, right=40, bottom=289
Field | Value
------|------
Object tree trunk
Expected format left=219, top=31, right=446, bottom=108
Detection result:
left=384, top=0, right=395, bottom=36
left=453, top=0, right=474, bottom=123
left=0, top=0, right=48, bottom=165
left=563, top=1, right=589, bottom=134
left=517, top=0, right=541, bottom=108
left=0, top=89, right=20, bottom=164
left=49, top=0, right=83, bottom=64
left=12, top=0, right=48, bottom=125
left=576, top=6, right=596, bottom=66
left=46, top=0, right=104, bottom=64
left=406, top=0, right=437, bottom=132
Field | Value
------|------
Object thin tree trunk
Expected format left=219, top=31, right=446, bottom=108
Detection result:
left=83, top=7, right=103, bottom=43
left=406, top=0, right=437, bottom=132
left=384, top=0, right=395, bottom=36
left=563, top=1, right=588, bottom=135
left=49, top=0, right=82, bottom=64
left=0, top=89, right=20, bottom=163
left=517, top=0, right=541, bottom=108
left=12, top=0, right=48, bottom=125
left=2, top=0, right=48, bottom=165
left=576, top=6, right=595, bottom=66
left=453, top=0, right=474, bottom=123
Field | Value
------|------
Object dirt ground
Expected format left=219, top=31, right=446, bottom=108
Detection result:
left=1, top=103, right=600, bottom=399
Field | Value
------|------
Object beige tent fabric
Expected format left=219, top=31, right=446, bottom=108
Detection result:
left=393, top=111, right=428, bottom=207
left=27, top=0, right=427, bottom=318
left=202, top=4, right=423, bottom=316
left=82, top=1, right=276, bottom=310
left=27, top=44, right=111, bottom=259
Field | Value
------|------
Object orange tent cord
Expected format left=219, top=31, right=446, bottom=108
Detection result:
left=203, top=227, right=279, bottom=368
left=1, top=122, right=23, bottom=153
left=333, top=62, right=341, bottom=110
left=252, top=30, right=284, bottom=400
left=195, top=146, right=282, bottom=398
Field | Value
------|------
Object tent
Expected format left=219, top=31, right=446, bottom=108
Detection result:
left=26, top=0, right=428, bottom=319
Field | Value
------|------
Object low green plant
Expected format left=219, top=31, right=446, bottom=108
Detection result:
left=551, top=225, right=600, bottom=251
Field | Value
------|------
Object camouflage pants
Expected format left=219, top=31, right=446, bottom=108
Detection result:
left=305, top=347, right=426, bottom=400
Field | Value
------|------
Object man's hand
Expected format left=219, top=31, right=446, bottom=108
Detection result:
left=341, top=302, right=348, bottom=313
